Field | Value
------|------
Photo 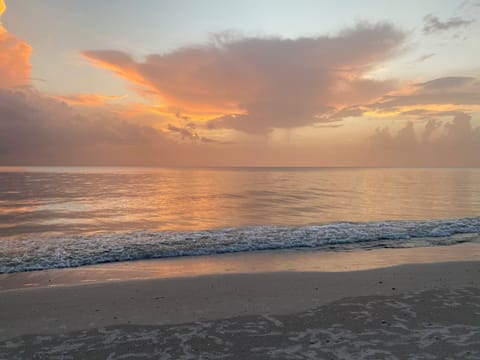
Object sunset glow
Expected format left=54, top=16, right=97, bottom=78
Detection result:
left=2, top=3, right=480, bottom=355
left=0, top=0, right=31, bottom=88
left=0, top=0, right=479, bottom=166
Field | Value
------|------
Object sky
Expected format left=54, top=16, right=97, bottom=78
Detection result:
left=0, top=0, right=479, bottom=166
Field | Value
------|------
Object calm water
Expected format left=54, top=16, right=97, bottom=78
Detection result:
left=1, top=167, right=480, bottom=272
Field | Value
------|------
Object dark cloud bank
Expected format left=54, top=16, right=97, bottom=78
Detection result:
left=0, top=89, right=186, bottom=165
left=1, top=87, right=479, bottom=166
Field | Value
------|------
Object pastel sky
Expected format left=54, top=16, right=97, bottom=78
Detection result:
left=1, top=0, right=479, bottom=166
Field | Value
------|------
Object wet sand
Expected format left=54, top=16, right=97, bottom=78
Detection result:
left=2, top=240, right=479, bottom=291
left=1, top=245, right=480, bottom=359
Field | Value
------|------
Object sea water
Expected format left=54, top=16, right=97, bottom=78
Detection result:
left=1, top=167, right=479, bottom=273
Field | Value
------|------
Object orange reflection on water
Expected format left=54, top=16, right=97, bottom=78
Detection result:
left=1, top=167, right=480, bottom=237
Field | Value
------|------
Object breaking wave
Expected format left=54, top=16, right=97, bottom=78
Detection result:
left=1, top=217, right=479, bottom=273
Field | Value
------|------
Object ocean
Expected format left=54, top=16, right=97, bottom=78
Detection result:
left=1, top=167, right=480, bottom=273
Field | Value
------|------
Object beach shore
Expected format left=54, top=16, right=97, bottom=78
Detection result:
left=1, top=244, right=479, bottom=359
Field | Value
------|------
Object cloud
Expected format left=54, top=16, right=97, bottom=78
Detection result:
left=54, top=93, right=128, bottom=106
left=314, top=76, right=480, bottom=122
left=308, top=75, right=480, bottom=123
left=417, top=76, right=476, bottom=91
left=167, top=123, right=199, bottom=141
left=83, top=22, right=406, bottom=133
left=0, top=88, right=168, bottom=164
left=388, top=77, right=480, bottom=107
left=458, top=1, right=480, bottom=10
left=167, top=123, right=224, bottom=144
left=1, top=87, right=479, bottom=167
left=362, top=76, right=480, bottom=117
left=0, top=88, right=235, bottom=165
left=2, top=3, right=478, bottom=167
left=0, top=0, right=32, bottom=88
left=423, top=14, right=474, bottom=34
left=369, top=113, right=480, bottom=166
left=416, top=53, right=435, bottom=62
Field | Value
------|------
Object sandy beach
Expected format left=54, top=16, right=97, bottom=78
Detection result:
left=1, top=243, right=480, bottom=359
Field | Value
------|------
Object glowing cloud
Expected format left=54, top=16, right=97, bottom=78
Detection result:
left=54, top=93, right=128, bottom=106
left=0, top=0, right=32, bottom=88
left=0, top=0, right=5, bottom=18
left=373, top=76, right=480, bottom=113
left=1, top=88, right=479, bottom=167
left=1, top=1, right=479, bottom=167
left=336, top=76, right=480, bottom=121
left=83, top=23, right=406, bottom=133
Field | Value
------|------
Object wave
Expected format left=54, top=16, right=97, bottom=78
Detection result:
left=1, top=217, right=480, bottom=273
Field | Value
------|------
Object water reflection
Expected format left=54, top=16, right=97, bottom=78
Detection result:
left=1, top=167, right=480, bottom=237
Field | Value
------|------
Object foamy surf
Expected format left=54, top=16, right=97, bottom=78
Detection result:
left=1, top=217, right=479, bottom=273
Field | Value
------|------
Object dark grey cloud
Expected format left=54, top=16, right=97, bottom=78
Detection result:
left=0, top=89, right=185, bottom=165
left=0, top=89, right=236, bottom=165
left=423, top=14, right=474, bottom=34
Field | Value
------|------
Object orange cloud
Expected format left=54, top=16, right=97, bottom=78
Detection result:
left=83, top=23, right=406, bottom=133
left=119, top=102, right=245, bottom=123
left=81, top=50, right=151, bottom=91
left=1, top=87, right=479, bottom=167
left=369, top=77, right=480, bottom=116
left=0, top=0, right=31, bottom=88
left=365, top=104, right=480, bottom=119
left=54, top=93, right=128, bottom=106
left=81, top=50, right=245, bottom=116
left=333, top=76, right=480, bottom=121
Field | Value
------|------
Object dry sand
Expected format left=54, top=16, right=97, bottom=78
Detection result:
left=0, top=245, right=479, bottom=359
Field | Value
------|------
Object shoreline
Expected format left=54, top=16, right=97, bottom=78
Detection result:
left=1, top=260, right=479, bottom=341
left=1, top=241, right=480, bottom=291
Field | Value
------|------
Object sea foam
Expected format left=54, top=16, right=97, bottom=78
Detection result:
left=1, top=217, right=479, bottom=273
